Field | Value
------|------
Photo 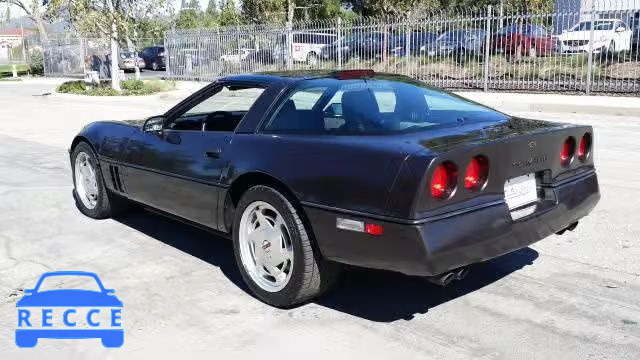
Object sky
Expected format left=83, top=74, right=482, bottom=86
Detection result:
left=4, top=0, right=218, bottom=18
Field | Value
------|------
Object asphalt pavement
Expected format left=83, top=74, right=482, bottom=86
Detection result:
left=0, top=82, right=638, bottom=359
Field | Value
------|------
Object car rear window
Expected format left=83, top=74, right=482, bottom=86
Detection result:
left=264, top=78, right=508, bottom=135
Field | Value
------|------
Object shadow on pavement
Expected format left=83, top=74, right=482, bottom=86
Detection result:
left=115, top=208, right=539, bottom=323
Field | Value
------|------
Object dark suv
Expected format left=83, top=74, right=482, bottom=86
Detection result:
left=141, top=46, right=166, bottom=71
left=321, top=32, right=393, bottom=62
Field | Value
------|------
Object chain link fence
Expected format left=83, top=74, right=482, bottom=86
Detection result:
left=162, top=0, right=640, bottom=94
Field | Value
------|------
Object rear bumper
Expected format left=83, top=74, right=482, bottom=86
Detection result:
left=306, top=170, right=600, bottom=277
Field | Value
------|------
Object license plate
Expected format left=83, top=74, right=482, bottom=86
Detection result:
left=504, top=174, right=538, bottom=210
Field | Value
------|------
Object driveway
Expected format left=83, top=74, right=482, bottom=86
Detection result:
left=0, top=81, right=638, bottom=359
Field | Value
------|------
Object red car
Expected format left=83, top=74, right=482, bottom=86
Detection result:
left=494, top=23, right=556, bottom=58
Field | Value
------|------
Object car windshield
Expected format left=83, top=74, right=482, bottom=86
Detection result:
left=438, top=30, right=466, bottom=42
left=37, top=275, right=102, bottom=292
left=571, top=20, right=615, bottom=31
left=498, top=25, right=523, bottom=34
left=120, top=52, right=135, bottom=58
left=264, top=77, right=508, bottom=135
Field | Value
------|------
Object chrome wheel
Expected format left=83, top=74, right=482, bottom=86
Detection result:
left=74, top=152, right=98, bottom=210
left=238, top=201, right=294, bottom=292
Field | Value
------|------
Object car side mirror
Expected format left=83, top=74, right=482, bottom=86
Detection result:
left=143, top=115, right=164, bottom=133
left=105, top=289, right=115, bottom=294
left=326, top=103, right=343, bottom=117
left=616, top=26, right=626, bottom=32
left=23, top=289, right=34, bottom=294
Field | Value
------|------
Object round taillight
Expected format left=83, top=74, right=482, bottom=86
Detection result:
left=578, top=133, right=592, bottom=161
left=430, top=161, right=458, bottom=199
left=464, top=155, right=489, bottom=191
left=560, top=137, right=576, bottom=167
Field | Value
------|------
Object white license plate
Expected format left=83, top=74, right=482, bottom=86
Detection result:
left=504, top=174, right=538, bottom=210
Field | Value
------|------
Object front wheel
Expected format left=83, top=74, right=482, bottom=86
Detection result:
left=71, top=142, right=128, bottom=219
left=232, top=186, right=339, bottom=307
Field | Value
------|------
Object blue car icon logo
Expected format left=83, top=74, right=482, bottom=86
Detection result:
left=15, top=271, right=123, bottom=348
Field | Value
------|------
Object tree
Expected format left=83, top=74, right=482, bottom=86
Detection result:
left=206, top=0, right=218, bottom=16
left=59, top=0, right=173, bottom=89
left=176, top=0, right=201, bottom=29
left=218, top=0, right=239, bottom=26
left=242, top=0, right=286, bottom=24
left=201, top=0, right=219, bottom=26
left=2, top=5, right=11, bottom=25
left=0, top=1, right=50, bottom=42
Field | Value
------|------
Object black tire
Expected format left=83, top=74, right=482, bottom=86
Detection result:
left=71, top=142, right=128, bottom=219
left=232, top=185, right=339, bottom=308
left=151, top=61, right=159, bottom=71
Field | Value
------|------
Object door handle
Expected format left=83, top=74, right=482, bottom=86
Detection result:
left=205, top=149, right=222, bottom=158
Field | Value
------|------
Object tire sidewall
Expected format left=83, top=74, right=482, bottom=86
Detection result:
left=71, top=142, right=110, bottom=219
left=232, top=186, right=311, bottom=307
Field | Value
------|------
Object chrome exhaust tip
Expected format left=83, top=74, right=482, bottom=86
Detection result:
left=556, top=221, right=579, bottom=235
left=426, top=267, right=469, bottom=286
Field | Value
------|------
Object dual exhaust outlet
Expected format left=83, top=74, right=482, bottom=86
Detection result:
left=426, top=221, right=579, bottom=287
left=427, top=267, right=470, bottom=286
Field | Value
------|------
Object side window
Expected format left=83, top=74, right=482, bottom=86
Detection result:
left=372, top=89, right=396, bottom=113
left=169, top=85, right=264, bottom=132
left=266, top=87, right=328, bottom=131
left=289, top=87, right=326, bottom=110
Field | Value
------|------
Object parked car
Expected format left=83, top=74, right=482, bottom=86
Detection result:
left=390, top=31, right=439, bottom=57
left=220, top=48, right=255, bottom=63
left=241, top=49, right=275, bottom=65
left=140, top=46, right=166, bottom=70
left=274, top=32, right=337, bottom=65
left=431, top=29, right=486, bottom=60
left=321, top=31, right=393, bottom=61
left=494, top=23, right=555, bottom=58
left=117, top=51, right=145, bottom=72
left=558, top=19, right=632, bottom=54
left=69, top=70, right=600, bottom=308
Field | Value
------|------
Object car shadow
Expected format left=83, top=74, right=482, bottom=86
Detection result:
left=114, top=209, right=539, bottom=323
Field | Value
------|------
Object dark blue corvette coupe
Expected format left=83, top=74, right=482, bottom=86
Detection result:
left=69, top=70, right=600, bottom=307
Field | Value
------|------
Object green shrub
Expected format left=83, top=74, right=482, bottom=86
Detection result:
left=56, top=79, right=175, bottom=96
left=143, top=79, right=176, bottom=93
left=57, top=80, right=87, bottom=93
left=28, top=49, right=44, bottom=75
left=121, top=79, right=144, bottom=90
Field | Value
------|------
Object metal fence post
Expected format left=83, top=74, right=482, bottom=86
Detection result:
left=483, top=5, right=492, bottom=92
left=286, top=22, right=293, bottom=70
left=164, top=35, right=170, bottom=77
left=80, top=38, right=86, bottom=75
left=337, top=17, right=343, bottom=69
left=585, top=4, right=595, bottom=95
left=405, top=12, right=411, bottom=76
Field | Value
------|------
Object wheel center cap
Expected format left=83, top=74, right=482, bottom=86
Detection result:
left=261, top=240, right=271, bottom=253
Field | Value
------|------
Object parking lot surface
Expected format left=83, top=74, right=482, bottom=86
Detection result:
left=0, top=82, right=638, bottom=359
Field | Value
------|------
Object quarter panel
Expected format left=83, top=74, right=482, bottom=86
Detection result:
left=224, top=134, right=414, bottom=217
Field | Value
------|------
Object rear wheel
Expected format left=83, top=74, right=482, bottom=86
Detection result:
left=232, top=185, right=339, bottom=307
left=151, top=61, right=159, bottom=71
